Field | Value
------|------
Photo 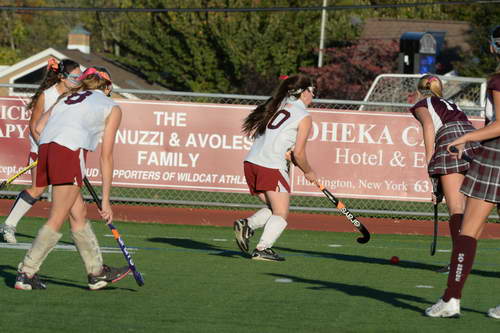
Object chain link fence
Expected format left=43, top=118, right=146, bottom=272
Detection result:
left=0, top=75, right=494, bottom=220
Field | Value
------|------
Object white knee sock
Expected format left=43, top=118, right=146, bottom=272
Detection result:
left=247, top=208, right=272, bottom=230
left=256, top=215, right=287, bottom=250
left=4, top=190, right=38, bottom=228
left=72, top=221, right=103, bottom=276
left=18, top=225, right=62, bottom=276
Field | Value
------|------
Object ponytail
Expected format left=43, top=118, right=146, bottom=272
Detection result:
left=242, top=74, right=313, bottom=139
left=417, top=74, right=443, bottom=98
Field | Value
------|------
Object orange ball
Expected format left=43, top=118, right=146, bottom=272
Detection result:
left=390, top=256, right=400, bottom=264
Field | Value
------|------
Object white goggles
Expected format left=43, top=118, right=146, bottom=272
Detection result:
left=289, top=86, right=315, bottom=96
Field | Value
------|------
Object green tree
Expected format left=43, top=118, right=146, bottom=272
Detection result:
left=452, top=4, right=500, bottom=77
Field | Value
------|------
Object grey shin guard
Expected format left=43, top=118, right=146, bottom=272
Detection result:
left=71, top=221, right=103, bottom=276
left=18, top=225, right=62, bottom=276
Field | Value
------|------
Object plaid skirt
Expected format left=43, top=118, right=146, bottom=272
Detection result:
left=428, top=121, right=480, bottom=177
left=461, top=136, right=500, bottom=203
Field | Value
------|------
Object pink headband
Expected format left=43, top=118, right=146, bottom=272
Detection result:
left=427, top=76, right=438, bottom=83
left=47, top=58, right=59, bottom=72
left=78, top=67, right=112, bottom=83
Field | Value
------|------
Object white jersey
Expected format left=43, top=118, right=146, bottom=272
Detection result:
left=29, top=85, right=60, bottom=153
left=485, top=74, right=500, bottom=123
left=245, top=98, right=310, bottom=170
left=39, top=90, right=117, bottom=151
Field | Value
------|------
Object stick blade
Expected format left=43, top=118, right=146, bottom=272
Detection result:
left=430, top=243, right=436, bottom=256
left=356, top=226, right=371, bottom=244
left=133, top=270, right=145, bottom=286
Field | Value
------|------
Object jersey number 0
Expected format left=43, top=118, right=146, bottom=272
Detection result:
left=267, top=110, right=291, bottom=129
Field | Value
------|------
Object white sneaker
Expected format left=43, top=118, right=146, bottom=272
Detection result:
left=488, top=305, right=500, bottom=319
left=425, top=298, right=461, bottom=318
left=0, top=224, right=17, bottom=244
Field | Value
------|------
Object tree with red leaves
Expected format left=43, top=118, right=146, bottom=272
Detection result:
left=301, top=40, right=399, bottom=100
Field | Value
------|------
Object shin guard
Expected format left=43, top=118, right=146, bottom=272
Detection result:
left=18, top=225, right=62, bottom=276
left=71, top=221, right=103, bottom=276
left=247, top=208, right=272, bottom=230
left=256, top=215, right=287, bottom=250
left=443, top=235, right=477, bottom=301
left=449, top=214, right=463, bottom=249
left=5, top=190, right=38, bottom=228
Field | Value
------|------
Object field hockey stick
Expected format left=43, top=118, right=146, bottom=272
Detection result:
left=430, top=182, right=443, bottom=256
left=0, top=160, right=38, bottom=190
left=83, top=177, right=145, bottom=287
left=317, top=183, right=371, bottom=244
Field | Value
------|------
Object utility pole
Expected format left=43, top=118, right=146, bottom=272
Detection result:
left=318, top=0, right=328, bottom=67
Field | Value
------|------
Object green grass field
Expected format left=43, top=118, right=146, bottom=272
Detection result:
left=2, top=217, right=500, bottom=332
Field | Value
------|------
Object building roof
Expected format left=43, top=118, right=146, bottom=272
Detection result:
left=57, top=48, right=163, bottom=92
left=0, top=47, right=167, bottom=99
left=360, top=18, right=472, bottom=53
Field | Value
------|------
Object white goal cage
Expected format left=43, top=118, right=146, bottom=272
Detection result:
left=361, top=73, right=487, bottom=116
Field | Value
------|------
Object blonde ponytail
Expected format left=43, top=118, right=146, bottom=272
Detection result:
left=417, top=74, right=443, bottom=98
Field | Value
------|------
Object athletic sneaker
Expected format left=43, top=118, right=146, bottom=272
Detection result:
left=425, top=298, right=460, bottom=318
left=15, top=272, right=47, bottom=290
left=435, top=264, right=450, bottom=274
left=251, top=248, right=285, bottom=262
left=0, top=224, right=17, bottom=244
left=488, top=305, right=500, bottom=319
left=234, top=218, right=254, bottom=253
left=88, top=265, right=131, bottom=290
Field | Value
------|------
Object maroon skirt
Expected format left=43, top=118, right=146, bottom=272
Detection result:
left=428, top=121, right=480, bottom=177
left=461, top=136, right=500, bottom=203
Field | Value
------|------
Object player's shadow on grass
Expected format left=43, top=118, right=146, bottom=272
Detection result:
left=0, top=265, right=18, bottom=287
left=0, top=264, right=135, bottom=291
left=14, top=232, right=74, bottom=245
left=274, top=246, right=499, bottom=279
left=267, top=273, right=484, bottom=316
left=147, top=237, right=246, bottom=258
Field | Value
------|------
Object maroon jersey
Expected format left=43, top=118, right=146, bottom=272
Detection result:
left=485, top=73, right=500, bottom=123
left=409, top=96, right=469, bottom=133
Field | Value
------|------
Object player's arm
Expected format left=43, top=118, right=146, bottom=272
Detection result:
left=459, top=90, right=500, bottom=143
left=99, top=106, right=122, bottom=223
left=292, top=115, right=316, bottom=183
left=29, top=94, right=45, bottom=142
left=413, top=106, right=435, bottom=164
left=35, top=105, right=54, bottom=137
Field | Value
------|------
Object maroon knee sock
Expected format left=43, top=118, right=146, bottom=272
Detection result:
left=449, top=214, right=463, bottom=249
left=443, top=235, right=477, bottom=301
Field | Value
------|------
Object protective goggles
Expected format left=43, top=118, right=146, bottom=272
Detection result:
left=492, top=37, right=500, bottom=53
left=65, top=73, right=81, bottom=85
left=289, top=86, right=315, bottom=96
